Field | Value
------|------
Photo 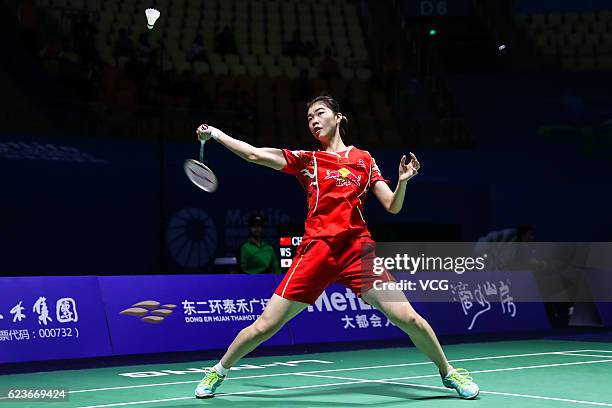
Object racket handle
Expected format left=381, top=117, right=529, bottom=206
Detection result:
left=199, top=140, right=205, bottom=162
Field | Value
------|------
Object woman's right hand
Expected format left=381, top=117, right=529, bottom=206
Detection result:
left=196, top=124, right=216, bottom=142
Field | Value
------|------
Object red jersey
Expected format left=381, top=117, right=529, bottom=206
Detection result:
left=281, top=146, right=390, bottom=239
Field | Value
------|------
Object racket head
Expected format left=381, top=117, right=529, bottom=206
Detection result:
left=184, top=159, right=218, bottom=192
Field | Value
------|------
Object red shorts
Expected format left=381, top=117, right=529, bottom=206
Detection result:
left=274, top=233, right=395, bottom=304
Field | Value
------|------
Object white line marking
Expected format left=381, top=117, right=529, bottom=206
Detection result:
left=1, top=348, right=608, bottom=403
left=480, top=390, right=612, bottom=406
left=55, top=348, right=605, bottom=396
left=450, top=358, right=612, bottom=377
left=572, top=350, right=612, bottom=354
left=557, top=352, right=612, bottom=358
left=75, top=380, right=370, bottom=408
left=297, top=358, right=612, bottom=382
left=297, top=372, right=612, bottom=407
left=70, top=358, right=612, bottom=407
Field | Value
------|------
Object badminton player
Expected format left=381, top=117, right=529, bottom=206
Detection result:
left=194, top=95, right=479, bottom=399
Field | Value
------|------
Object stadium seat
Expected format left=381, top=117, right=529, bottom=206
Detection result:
left=260, top=55, right=276, bottom=68
left=578, top=55, right=596, bottom=70
left=561, top=56, right=578, bottom=70
left=516, top=15, right=530, bottom=28
left=266, top=65, right=283, bottom=77
left=278, top=55, right=293, bottom=69
left=193, top=61, right=211, bottom=74
left=582, top=11, right=597, bottom=23
left=548, top=12, right=562, bottom=25
left=355, top=68, right=371, bottom=81
left=248, top=65, right=265, bottom=77
left=531, top=14, right=546, bottom=29
left=598, top=10, right=611, bottom=22
left=283, top=65, right=299, bottom=79
left=243, top=54, right=259, bottom=68
left=229, top=63, right=247, bottom=76
left=583, top=33, right=600, bottom=48
left=210, top=62, right=229, bottom=76
left=565, top=33, right=583, bottom=49
left=340, top=67, right=355, bottom=80
left=565, top=12, right=579, bottom=24
left=598, top=55, right=612, bottom=69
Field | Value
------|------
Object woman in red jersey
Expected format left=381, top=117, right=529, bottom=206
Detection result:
left=194, top=95, right=479, bottom=400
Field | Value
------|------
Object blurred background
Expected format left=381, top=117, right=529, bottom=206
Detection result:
left=1, top=0, right=611, bottom=279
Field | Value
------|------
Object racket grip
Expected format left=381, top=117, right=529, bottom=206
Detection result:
left=199, top=140, right=205, bottom=162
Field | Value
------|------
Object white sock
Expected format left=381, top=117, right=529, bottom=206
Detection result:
left=213, top=362, right=229, bottom=376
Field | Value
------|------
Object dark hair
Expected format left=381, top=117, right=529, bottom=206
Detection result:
left=306, top=95, right=349, bottom=137
left=248, top=214, right=264, bottom=227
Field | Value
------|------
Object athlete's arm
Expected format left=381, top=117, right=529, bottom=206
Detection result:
left=196, top=124, right=287, bottom=170
left=373, top=153, right=420, bottom=214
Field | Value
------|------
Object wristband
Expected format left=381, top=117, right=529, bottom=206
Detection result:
left=210, top=128, right=220, bottom=140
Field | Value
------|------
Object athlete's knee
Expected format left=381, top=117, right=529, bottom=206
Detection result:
left=250, top=316, right=283, bottom=338
left=389, top=308, right=422, bottom=328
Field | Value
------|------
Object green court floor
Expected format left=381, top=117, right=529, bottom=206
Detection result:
left=1, top=339, right=612, bottom=407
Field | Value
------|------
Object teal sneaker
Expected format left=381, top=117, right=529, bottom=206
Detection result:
left=194, top=368, right=226, bottom=398
left=441, top=368, right=479, bottom=399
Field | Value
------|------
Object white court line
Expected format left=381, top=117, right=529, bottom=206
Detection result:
left=65, top=348, right=601, bottom=395
left=558, top=352, right=612, bottom=359
left=297, top=358, right=612, bottom=382
left=74, top=380, right=371, bottom=408
left=296, top=372, right=612, bottom=407
left=73, top=358, right=612, bottom=408
left=578, top=350, right=612, bottom=354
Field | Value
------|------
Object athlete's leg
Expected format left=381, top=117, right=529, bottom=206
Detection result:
left=195, top=294, right=308, bottom=398
left=361, top=288, right=452, bottom=375
left=220, top=294, right=308, bottom=368
left=339, top=235, right=478, bottom=398
left=196, top=238, right=332, bottom=398
left=219, top=239, right=328, bottom=369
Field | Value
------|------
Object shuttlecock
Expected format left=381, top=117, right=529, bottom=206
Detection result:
left=145, top=8, right=160, bottom=29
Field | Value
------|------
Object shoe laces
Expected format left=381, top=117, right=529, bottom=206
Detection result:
left=199, top=368, right=223, bottom=387
left=447, top=368, right=474, bottom=386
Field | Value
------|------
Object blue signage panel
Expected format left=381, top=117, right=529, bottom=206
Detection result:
left=286, top=271, right=549, bottom=344
left=287, top=284, right=408, bottom=344
left=596, top=303, right=612, bottom=327
left=99, top=274, right=291, bottom=355
left=579, top=267, right=612, bottom=327
left=0, top=276, right=112, bottom=363
left=420, top=271, right=550, bottom=335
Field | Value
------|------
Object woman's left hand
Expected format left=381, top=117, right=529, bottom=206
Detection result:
left=398, top=152, right=420, bottom=182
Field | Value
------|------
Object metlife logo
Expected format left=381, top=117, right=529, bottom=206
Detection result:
left=307, top=288, right=372, bottom=313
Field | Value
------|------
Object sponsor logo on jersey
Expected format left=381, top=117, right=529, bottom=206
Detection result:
left=325, top=168, right=361, bottom=187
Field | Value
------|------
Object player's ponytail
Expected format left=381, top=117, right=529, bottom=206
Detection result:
left=306, top=94, right=348, bottom=137
left=338, top=114, right=349, bottom=137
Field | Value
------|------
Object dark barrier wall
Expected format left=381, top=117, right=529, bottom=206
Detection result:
left=449, top=73, right=612, bottom=242
left=1, top=138, right=161, bottom=275
left=163, top=142, right=491, bottom=274
left=1, top=137, right=491, bottom=275
left=2, top=126, right=610, bottom=275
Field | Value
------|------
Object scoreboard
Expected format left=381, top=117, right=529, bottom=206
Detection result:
left=278, top=225, right=304, bottom=272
